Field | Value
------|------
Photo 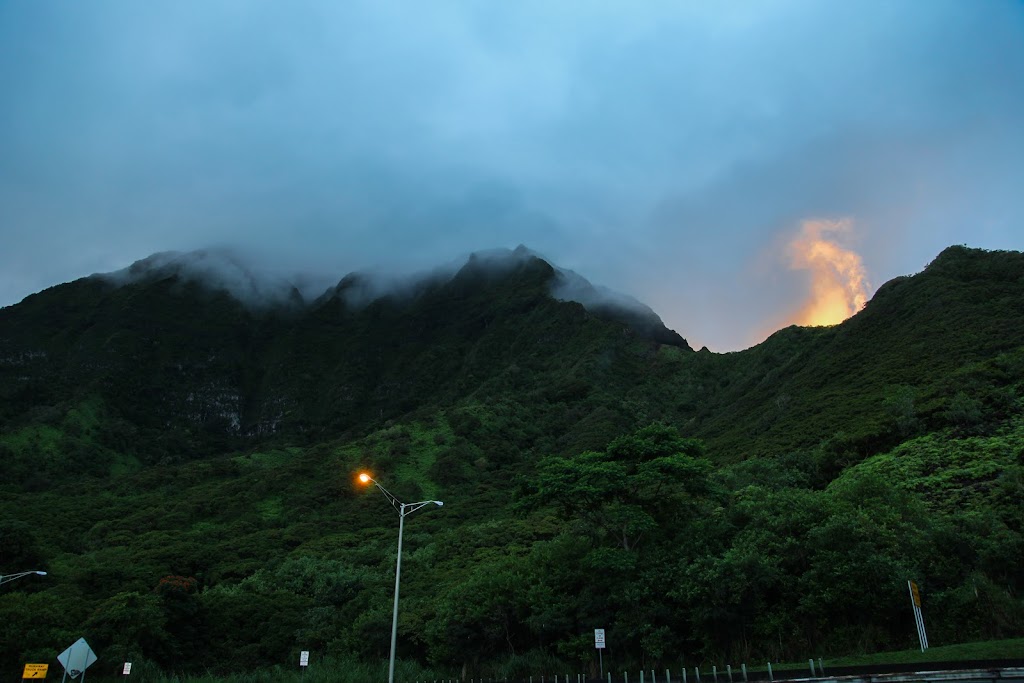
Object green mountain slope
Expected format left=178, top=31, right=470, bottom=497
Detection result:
left=0, top=245, right=1022, bottom=678
left=684, top=246, right=1024, bottom=458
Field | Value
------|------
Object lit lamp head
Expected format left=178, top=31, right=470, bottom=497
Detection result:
left=358, top=472, right=372, bottom=484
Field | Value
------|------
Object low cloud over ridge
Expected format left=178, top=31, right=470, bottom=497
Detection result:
left=97, top=246, right=686, bottom=347
left=1, top=2, right=1022, bottom=350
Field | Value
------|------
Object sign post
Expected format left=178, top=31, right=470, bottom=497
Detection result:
left=23, top=664, right=49, bottom=679
left=907, top=580, right=929, bottom=651
left=56, top=638, right=98, bottom=683
left=594, top=629, right=606, bottom=679
left=299, top=650, right=309, bottom=680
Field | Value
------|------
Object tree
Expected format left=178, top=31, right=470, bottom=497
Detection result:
left=0, top=520, right=48, bottom=573
left=84, top=591, right=172, bottom=665
left=533, top=424, right=711, bottom=551
left=527, top=425, right=714, bottom=665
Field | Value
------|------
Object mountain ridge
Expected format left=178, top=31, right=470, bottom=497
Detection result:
left=2, top=243, right=1021, bottom=471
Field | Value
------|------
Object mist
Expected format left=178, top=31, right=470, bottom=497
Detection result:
left=1, top=1, right=1022, bottom=350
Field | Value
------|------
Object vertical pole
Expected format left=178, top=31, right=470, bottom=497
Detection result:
left=909, top=581, right=929, bottom=651
left=695, top=668, right=700, bottom=683
left=712, top=666, right=717, bottom=683
left=912, top=582, right=928, bottom=651
left=817, top=659, right=824, bottom=675
left=60, top=642, right=73, bottom=683
left=741, top=664, right=747, bottom=683
left=808, top=660, right=815, bottom=677
left=767, top=664, right=773, bottom=683
left=388, top=505, right=405, bottom=683
left=683, top=668, right=688, bottom=683
left=727, top=665, right=732, bottom=683
left=666, top=669, right=671, bottom=683
left=600, top=649, right=604, bottom=680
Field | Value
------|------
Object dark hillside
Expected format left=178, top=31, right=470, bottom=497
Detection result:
left=685, top=245, right=1024, bottom=460
left=0, top=251, right=687, bottom=483
left=1, top=245, right=1022, bottom=677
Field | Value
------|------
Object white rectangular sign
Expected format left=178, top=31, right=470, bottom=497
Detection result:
left=299, top=651, right=309, bottom=667
left=123, top=663, right=132, bottom=675
left=594, top=629, right=606, bottom=649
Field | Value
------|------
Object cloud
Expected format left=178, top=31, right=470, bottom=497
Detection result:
left=1, top=1, right=1022, bottom=351
left=786, top=218, right=869, bottom=327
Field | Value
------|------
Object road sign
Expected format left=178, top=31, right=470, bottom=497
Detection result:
left=299, top=651, right=309, bottom=667
left=907, top=580, right=929, bottom=652
left=23, top=664, right=48, bottom=679
left=122, top=663, right=132, bottom=675
left=57, top=638, right=97, bottom=679
left=594, top=628, right=606, bottom=649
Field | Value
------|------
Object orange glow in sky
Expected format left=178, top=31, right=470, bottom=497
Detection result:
left=788, top=218, right=869, bottom=327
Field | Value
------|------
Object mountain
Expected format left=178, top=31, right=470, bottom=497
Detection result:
left=685, top=245, right=1024, bottom=459
left=0, top=247, right=687, bottom=477
left=0, top=244, right=1022, bottom=678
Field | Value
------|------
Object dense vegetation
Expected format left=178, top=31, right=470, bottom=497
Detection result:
left=1, top=245, right=1022, bottom=680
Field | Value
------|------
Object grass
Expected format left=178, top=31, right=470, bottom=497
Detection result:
left=25, top=641, right=1024, bottom=683
left=77, top=656, right=458, bottom=683
left=234, top=447, right=302, bottom=469
left=821, top=637, right=1024, bottom=667
left=745, top=638, right=1024, bottom=674
left=257, top=495, right=284, bottom=521
left=2, top=424, right=63, bottom=455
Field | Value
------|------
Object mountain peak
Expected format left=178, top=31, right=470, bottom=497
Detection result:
left=98, top=249, right=305, bottom=308
left=548, top=265, right=691, bottom=350
left=87, top=245, right=690, bottom=346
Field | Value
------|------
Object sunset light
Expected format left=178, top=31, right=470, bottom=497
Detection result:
left=788, top=218, right=870, bottom=327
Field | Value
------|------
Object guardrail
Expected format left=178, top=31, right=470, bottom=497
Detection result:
left=770, top=667, right=1024, bottom=683
left=437, top=662, right=1024, bottom=683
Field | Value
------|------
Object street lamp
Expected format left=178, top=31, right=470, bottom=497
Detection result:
left=358, top=472, right=443, bottom=683
left=0, top=570, right=47, bottom=586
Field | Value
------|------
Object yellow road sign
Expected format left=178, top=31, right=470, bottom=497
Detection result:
left=910, top=581, right=922, bottom=607
left=23, top=664, right=49, bottom=679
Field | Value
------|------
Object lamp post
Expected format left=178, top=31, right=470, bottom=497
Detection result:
left=0, top=570, right=47, bottom=586
left=358, top=473, right=443, bottom=683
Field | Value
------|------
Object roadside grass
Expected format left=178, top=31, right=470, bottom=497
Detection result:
left=104, top=657, right=457, bottom=683
left=754, top=638, right=1024, bottom=674
left=822, top=637, right=1024, bottom=667
left=42, top=642, right=1024, bottom=683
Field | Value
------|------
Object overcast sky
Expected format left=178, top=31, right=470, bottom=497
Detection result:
left=2, top=1, right=1022, bottom=351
